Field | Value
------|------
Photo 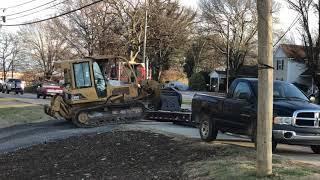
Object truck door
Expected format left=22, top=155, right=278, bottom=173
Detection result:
left=223, top=81, right=253, bottom=133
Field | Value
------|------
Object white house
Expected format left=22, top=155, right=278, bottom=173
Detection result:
left=273, top=44, right=313, bottom=87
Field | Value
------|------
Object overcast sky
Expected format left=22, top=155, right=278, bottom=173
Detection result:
left=0, top=0, right=316, bottom=44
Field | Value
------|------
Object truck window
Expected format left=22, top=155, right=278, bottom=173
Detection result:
left=233, top=82, right=252, bottom=99
left=73, top=62, right=92, bottom=88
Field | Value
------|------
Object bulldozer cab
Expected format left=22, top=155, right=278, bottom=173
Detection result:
left=54, top=56, right=139, bottom=105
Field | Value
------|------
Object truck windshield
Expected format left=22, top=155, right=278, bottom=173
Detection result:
left=253, top=82, right=309, bottom=101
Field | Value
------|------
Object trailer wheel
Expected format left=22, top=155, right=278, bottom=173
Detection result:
left=199, top=115, right=218, bottom=142
left=311, top=145, right=320, bottom=154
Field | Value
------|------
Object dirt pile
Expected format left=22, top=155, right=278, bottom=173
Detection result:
left=0, top=130, right=217, bottom=179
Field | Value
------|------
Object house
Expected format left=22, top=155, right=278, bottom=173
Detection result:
left=273, top=44, right=314, bottom=94
left=209, top=65, right=258, bottom=92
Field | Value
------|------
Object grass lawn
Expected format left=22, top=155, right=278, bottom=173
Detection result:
left=0, top=106, right=51, bottom=128
left=184, top=143, right=319, bottom=180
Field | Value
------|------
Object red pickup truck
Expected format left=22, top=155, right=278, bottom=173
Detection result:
left=36, top=82, right=63, bottom=99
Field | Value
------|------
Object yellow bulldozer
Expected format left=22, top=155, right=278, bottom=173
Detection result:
left=44, top=56, right=165, bottom=127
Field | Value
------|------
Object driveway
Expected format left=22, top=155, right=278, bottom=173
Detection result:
left=0, top=92, right=50, bottom=105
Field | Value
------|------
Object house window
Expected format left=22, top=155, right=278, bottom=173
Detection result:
left=276, top=59, right=284, bottom=70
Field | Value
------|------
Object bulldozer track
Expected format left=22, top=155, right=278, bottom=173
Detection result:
left=72, top=101, right=146, bottom=128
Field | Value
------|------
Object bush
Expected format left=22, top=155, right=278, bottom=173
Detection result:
left=189, top=73, right=207, bottom=91
left=24, top=84, right=38, bottom=93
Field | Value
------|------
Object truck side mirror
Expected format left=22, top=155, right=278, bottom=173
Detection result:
left=310, top=96, right=316, bottom=103
left=239, top=92, right=250, bottom=101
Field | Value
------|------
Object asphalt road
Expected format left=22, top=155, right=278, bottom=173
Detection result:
left=0, top=92, right=50, bottom=105
left=0, top=92, right=319, bottom=167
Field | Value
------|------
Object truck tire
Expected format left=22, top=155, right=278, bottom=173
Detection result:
left=37, top=94, right=40, bottom=99
left=6, top=89, right=9, bottom=94
left=43, top=95, right=46, bottom=99
left=199, top=115, right=218, bottom=142
left=311, top=145, right=320, bottom=154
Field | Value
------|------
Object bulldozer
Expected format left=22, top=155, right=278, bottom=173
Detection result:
left=44, top=56, right=163, bottom=127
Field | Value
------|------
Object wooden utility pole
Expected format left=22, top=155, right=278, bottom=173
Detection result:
left=257, top=0, right=273, bottom=176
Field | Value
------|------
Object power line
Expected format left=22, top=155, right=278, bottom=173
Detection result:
left=273, top=14, right=300, bottom=47
left=0, top=0, right=38, bottom=10
left=5, top=0, right=59, bottom=17
left=1, top=0, right=103, bottom=26
left=7, top=0, right=69, bottom=21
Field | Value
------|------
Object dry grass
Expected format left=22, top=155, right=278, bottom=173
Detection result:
left=183, top=143, right=320, bottom=180
left=0, top=106, right=51, bottom=128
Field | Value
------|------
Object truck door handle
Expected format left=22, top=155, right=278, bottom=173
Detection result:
left=240, top=114, right=250, bottom=118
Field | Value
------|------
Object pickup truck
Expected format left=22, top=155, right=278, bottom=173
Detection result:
left=192, top=78, right=320, bottom=154
left=1, top=79, right=24, bottom=95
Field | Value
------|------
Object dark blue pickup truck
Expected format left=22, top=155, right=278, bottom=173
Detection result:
left=192, top=78, right=320, bottom=153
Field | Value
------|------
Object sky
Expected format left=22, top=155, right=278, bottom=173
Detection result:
left=0, top=0, right=316, bottom=44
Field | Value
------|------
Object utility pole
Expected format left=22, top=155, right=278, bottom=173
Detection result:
left=143, top=0, right=148, bottom=80
left=257, top=0, right=273, bottom=177
left=226, top=20, right=230, bottom=93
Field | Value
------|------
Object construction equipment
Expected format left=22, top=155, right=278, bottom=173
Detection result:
left=44, top=56, right=192, bottom=128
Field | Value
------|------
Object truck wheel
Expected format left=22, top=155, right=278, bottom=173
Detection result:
left=199, top=115, right=218, bottom=142
left=6, top=90, right=9, bottom=94
left=20, top=91, right=24, bottom=95
left=311, top=145, right=320, bottom=154
left=43, top=95, right=46, bottom=99
left=37, top=94, right=40, bottom=99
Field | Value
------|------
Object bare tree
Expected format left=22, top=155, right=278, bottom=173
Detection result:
left=286, top=0, right=320, bottom=90
left=199, top=0, right=258, bottom=77
left=54, top=0, right=120, bottom=57
left=0, top=31, right=19, bottom=80
left=184, top=34, right=224, bottom=78
left=146, top=0, right=196, bottom=80
left=19, top=22, right=71, bottom=79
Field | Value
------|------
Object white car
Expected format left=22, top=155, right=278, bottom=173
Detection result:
left=164, top=81, right=189, bottom=91
left=2, top=79, right=24, bottom=95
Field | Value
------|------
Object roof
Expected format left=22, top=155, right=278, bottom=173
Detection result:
left=300, top=69, right=312, bottom=77
left=216, top=70, right=226, bottom=75
left=279, top=44, right=306, bottom=60
left=210, top=65, right=258, bottom=78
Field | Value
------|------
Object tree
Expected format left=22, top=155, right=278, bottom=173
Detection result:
left=19, top=22, right=71, bottom=79
left=146, top=0, right=196, bottom=80
left=184, top=34, right=224, bottom=78
left=0, top=31, right=19, bottom=80
left=199, top=0, right=258, bottom=77
left=53, top=0, right=118, bottom=57
left=286, top=0, right=320, bottom=91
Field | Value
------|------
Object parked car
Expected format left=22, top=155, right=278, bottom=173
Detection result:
left=0, top=78, right=4, bottom=92
left=192, top=78, right=320, bottom=154
left=164, top=81, right=189, bottom=91
left=36, top=82, right=63, bottom=99
left=2, top=79, right=24, bottom=95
